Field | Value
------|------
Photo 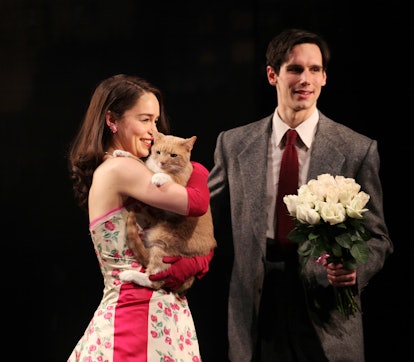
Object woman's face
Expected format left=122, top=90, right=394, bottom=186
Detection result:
left=113, top=92, right=160, bottom=158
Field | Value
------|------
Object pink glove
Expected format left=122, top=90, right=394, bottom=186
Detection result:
left=186, top=161, right=210, bottom=216
left=149, top=248, right=215, bottom=290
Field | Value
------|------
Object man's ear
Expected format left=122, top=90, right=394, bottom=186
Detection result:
left=321, top=71, right=327, bottom=87
left=266, top=65, right=277, bottom=86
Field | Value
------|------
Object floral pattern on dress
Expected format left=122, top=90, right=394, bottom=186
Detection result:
left=68, top=205, right=202, bottom=362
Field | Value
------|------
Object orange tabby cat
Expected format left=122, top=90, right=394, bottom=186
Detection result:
left=119, top=131, right=217, bottom=294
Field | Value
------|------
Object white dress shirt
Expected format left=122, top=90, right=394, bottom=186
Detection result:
left=266, top=108, right=319, bottom=239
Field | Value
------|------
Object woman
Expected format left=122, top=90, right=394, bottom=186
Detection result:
left=67, top=74, right=213, bottom=361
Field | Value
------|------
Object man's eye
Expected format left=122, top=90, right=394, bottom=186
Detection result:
left=311, top=66, right=323, bottom=72
left=287, top=66, right=303, bottom=73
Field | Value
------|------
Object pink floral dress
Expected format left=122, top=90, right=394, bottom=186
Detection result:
left=67, top=203, right=202, bottom=362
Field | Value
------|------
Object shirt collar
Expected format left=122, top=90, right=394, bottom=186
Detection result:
left=272, top=108, right=319, bottom=148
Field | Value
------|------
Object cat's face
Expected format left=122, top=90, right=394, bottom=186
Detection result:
left=147, top=131, right=196, bottom=175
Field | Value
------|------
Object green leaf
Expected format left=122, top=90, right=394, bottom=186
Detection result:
left=343, top=259, right=357, bottom=270
left=335, top=232, right=353, bottom=250
left=297, top=240, right=312, bottom=256
left=288, top=228, right=309, bottom=243
left=331, top=242, right=343, bottom=258
left=335, top=222, right=348, bottom=231
left=308, top=231, right=320, bottom=241
left=350, top=241, right=369, bottom=264
left=311, top=242, right=327, bottom=257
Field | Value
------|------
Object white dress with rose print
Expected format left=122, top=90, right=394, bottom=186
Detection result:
left=67, top=201, right=202, bottom=362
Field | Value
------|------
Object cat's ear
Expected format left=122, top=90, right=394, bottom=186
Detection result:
left=184, top=136, right=197, bottom=151
left=153, top=129, right=163, bottom=141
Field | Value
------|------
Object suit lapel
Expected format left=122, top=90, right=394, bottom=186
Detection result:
left=237, top=117, right=272, bottom=244
left=308, top=116, right=346, bottom=181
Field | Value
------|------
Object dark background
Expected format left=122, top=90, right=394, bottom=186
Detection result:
left=3, top=1, right=412, bottom=361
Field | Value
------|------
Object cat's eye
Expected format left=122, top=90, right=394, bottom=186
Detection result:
left=170, top=154, right=178, bottom=158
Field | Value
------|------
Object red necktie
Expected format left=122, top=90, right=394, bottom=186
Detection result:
left=275, top=129, right=298, bottom=256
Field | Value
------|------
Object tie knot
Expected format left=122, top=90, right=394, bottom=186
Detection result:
left=285, top=129, right=298, bottom=146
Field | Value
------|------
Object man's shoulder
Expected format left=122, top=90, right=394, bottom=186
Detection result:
left=318, top=112, right=373, bottom=143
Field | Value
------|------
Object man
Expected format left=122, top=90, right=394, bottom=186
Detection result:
left=208, top=28, right=393, bottom=362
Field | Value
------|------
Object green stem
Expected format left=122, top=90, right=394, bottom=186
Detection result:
left=333, top=286, right=360, bottom=317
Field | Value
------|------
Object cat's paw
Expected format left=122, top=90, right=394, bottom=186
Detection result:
left=113, top=150, right=132, bottom=158
left=152, top=173, right=172, bottom=186
left=119, top=270, right=152, bottom=287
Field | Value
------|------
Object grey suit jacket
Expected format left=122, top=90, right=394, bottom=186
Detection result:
left=208, top=111, right=393, bottom=362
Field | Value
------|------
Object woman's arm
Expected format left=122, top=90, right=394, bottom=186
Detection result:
left=105, top=157, right=210, bottom=215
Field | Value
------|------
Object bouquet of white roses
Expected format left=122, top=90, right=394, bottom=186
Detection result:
left=283, top=173, right=371, bottom=317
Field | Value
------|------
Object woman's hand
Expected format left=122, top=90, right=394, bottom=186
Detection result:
left=149, top=249, right=215, bottom=291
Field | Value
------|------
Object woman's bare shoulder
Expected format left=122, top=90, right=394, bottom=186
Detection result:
left=95, top=156, right=148, bottom=179
left=89, top=157, right=148, bottom=220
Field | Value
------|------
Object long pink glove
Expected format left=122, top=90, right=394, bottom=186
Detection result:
left=186, top=161, right=210, bottom=216
left=149, top=248, right=215, bottom=290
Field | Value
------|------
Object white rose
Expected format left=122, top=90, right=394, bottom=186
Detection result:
left=315, top=174, right=336, bottom=193
left=346, top=191, right=370, bottom=219
left=317, top=173, right=336, bottom=185
left=307, top=180, right=328, bottom=201
left=296, top=203, right=321, bottom=225
left=325, top=185, right=340, bottom=204
left=297, top=188, right=318, bottom=205
left=320, top=201, right=346, bottom=225
left=283, top=194, right=299, bottom=217
left=335, top=176, right=361, bottom=196
left=297, top=183, right=311, bottom=196
left=337, top=189, right=354, bottom=206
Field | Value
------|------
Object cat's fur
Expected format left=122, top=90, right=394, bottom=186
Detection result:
left=119, top=131, right=217, bottom=294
